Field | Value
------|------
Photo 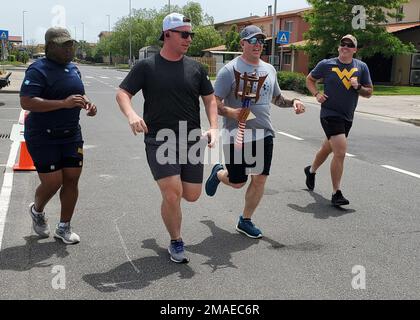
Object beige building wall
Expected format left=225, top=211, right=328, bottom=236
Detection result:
left=391, top=54, right=412, bottom=85
left=402, top=0, right=420, bottom=22
left=386, top=0, right=420, bottom=23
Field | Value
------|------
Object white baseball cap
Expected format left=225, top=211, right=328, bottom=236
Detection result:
left=159, top=13, right=192, bottom=40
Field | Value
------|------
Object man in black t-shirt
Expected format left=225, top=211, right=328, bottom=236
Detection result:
left=116, top=13, right=218, bottom=264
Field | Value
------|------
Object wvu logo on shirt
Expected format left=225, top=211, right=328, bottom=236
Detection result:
left=332, top=67, right=358, bottom=90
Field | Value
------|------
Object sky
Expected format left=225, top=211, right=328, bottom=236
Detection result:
left=0, top=0, right=310, bottom=45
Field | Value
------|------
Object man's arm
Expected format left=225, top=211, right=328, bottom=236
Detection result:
left=272, top=94, right=305, bottom=114
left=306, top=74, right=328, bottom=103
left=350, top=79, right=373, bottom=98
left=116, top=88, right=148, bottom=135
left=216, top=96, right=241, bottom=120
left=201, top=94, right=219, bottom=148
left=201, top=94, right=218, bottom=129
left=358, top=84, right=373, bottom=98
left=271, top=94, right=296, bottom=108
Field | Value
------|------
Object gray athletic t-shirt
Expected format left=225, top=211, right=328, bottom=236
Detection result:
left=310, top=57, right=372, bottom=121
left=214, top=56, right=281, bottom=143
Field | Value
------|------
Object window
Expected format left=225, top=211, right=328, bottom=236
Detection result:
left=285, top=21, right=293, bottom=32
left=283, top=53, right=291, bottom=65
left=396, top=6, right=404, bottom=22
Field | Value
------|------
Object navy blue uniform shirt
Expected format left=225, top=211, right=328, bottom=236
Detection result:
left=20, top=58, right=85, bottom=144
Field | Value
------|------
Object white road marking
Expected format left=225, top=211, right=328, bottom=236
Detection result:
left=346, top=153, right=356, bottom=157
left=100, top=76, right=110, bottom=79
left=277, top=131, right=304, bottom=141
left=85, top=76, right=94, bottom=79
left=115, top=213, right=140, bottom=273
left=0, top=141, right=20, bottom=249
left=381, top=165, right=420, bottom=179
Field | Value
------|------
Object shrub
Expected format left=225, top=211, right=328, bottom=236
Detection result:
left=277, top=71, right=311, bottom=95
left=201, top=63, right=209, bottom=75
left=8, top=55, right=16, bottom=62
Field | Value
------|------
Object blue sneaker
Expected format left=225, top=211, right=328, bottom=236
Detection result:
left=168, top=239, right=189, bottom=263
left=205, top=164, right=224, bottom=196
left=236, top=216, right=262, bottom=239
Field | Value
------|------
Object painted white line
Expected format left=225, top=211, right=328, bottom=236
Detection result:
left=346, top=153, right=356, bottom=157
left=115, top=77, right=123, bottom=80
left=0, top=108, right=21, bottom=110
left=0, top=141, right=20, bottom=250
left=381, top=165, right=420, bottom=179
left=277, top=131, right=304, bottom=141
left=85, top=76, right=94, bottom=79
left=100, top=76, right=110, bottom=79
left=115, top=213, right=140, bottom=273
left=0, top=119, right=17, bottom=122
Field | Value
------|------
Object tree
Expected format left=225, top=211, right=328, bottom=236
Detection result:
left=225, top=25, right=241, bottom=52
left=188, top=26, right=223, bottom=56
left=303, top=0, right=415, bottom=67
left=99, top=2, right=217, bottom=61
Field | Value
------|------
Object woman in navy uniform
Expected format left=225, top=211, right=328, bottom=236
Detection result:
left=20, top=27, right=97, bottom=244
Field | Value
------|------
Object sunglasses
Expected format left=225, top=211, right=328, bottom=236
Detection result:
left=169, top=29, right=195, bottom=39
left=245, top=37, right=265, bottom=45
left=340, top=42, right=355, bottom=48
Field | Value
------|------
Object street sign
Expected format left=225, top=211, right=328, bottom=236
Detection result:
left=0, top=30, right=9, bottom=40
left=276, top=31, right=290, bottom=45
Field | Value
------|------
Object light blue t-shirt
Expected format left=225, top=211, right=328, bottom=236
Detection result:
left=214, top=56, right=281, bottom=143
left=310, top=57, right=372, bottom=121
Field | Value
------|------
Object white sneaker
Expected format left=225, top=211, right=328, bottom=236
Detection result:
left=28, top=203, right=50, bottom=238
left=54, top=223, right=80, bottom=244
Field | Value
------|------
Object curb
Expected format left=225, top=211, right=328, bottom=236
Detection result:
left=0, top=90, right=20, bottom=94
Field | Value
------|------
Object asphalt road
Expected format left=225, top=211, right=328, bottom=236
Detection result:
left=0, top=65, right=419, bottom=300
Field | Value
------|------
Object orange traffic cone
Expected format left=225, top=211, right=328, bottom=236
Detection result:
left=13, top=141, right=36, bottom=171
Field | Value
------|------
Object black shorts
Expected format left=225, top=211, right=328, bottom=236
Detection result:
left=320, top=117, right=353, bottom=139
left=224, top=136, right=273, bottom=184
left=145, top=136, right=206, bottom=184
left=26, top=141, right=84, bottom=173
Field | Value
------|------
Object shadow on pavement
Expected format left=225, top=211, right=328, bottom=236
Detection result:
left=0, top=236, right=69, bottom=271
left=82, top=238, right=194, bottom=293
left=83, top=220, right=324, bottom=292
left=288, top=190, right=356, bottom=219
left=186, top=220, right=266, bottom=272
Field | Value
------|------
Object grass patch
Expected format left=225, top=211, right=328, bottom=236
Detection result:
left=316, top=84, right=420, bottom=95
left=372, top=85, right=420, bottom=95
left=0, top=61, right=26, bottom=67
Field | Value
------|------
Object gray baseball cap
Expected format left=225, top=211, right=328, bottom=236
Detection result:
left=45, top=27, right=77, bottom=45
left=240, top=25, right=266, bottom=40
left=341, top=34, right=358, bottom=48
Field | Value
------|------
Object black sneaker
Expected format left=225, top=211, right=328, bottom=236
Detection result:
left=331, top=190, right=350, bottom=206
left=304, top=166, right=316, bottom=191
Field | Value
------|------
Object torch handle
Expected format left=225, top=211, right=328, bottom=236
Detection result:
left=234, top=99, right=251, bottom=149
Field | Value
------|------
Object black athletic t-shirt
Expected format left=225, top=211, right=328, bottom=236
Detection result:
left=119, top=54, right=214, bottom=136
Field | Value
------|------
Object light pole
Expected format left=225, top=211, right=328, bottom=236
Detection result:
left=81, top=22, right=85, bottom=42
left=22, top=10, right=27, bottom=47
left=74, top=26, right=77, bottom=41
left=106, top=14, right=111, bottom=65
left=129, top=0, right=132, bottom=66
left=270, top=0, right=277, bottom=67
left=168, top=0, right=171, bottom=13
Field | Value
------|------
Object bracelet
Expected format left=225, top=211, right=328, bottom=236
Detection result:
left=314, top=92, right=320, bottom=97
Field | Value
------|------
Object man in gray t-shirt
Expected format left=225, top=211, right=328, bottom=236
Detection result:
left=204, top=25, right=305, bottom=239
left=305, top=34, right=373, bottom=207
